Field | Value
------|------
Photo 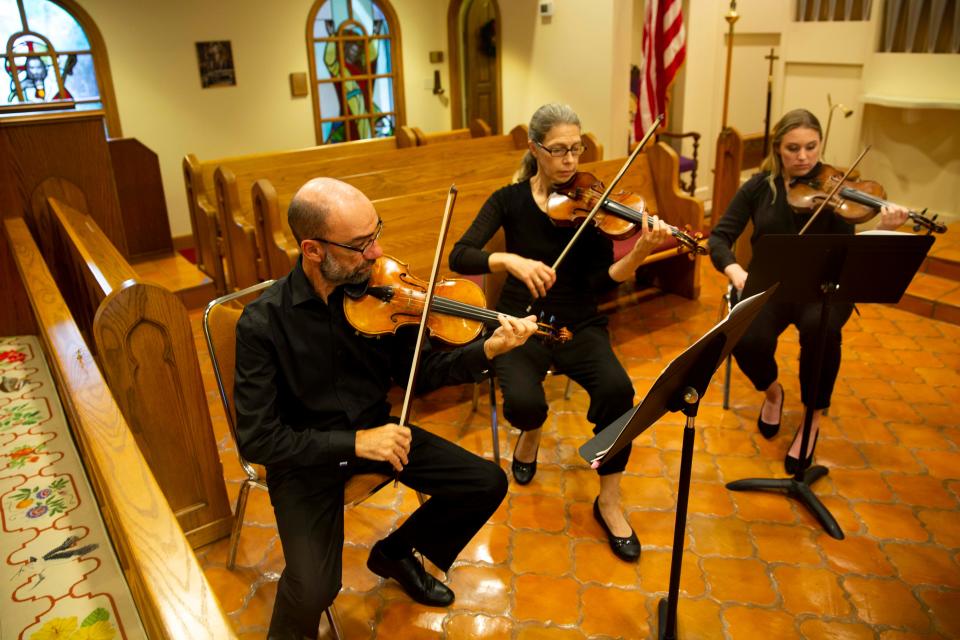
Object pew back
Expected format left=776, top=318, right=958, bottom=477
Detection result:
left=47, top=196, right=234, bottom=548
left=182, top=120, right=495, bottom=290
left=356, top=142, right=701, bottom=298
left=249, top=130, right=603, bottom=281
left=3, top=216, right=236, bottom=639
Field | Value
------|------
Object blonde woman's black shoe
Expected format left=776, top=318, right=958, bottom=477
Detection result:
left=757, top=383, right=783, bottom=439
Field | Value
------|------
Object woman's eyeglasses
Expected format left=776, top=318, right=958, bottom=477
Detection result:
left=536, top=141, right=586, bottom=158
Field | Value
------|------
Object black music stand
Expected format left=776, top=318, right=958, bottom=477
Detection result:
left=580, top=285, right=777, bottom=640
left=727, top=232, right=934, bottom=541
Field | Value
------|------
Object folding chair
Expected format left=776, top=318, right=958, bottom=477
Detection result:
left=203, top=281, right=390, bottom=639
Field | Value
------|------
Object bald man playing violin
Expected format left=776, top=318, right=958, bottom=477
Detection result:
left=233, top=177, right=538, bottom=640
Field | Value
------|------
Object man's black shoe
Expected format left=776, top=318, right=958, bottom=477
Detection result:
left=367, top=541, right=455, bottom=606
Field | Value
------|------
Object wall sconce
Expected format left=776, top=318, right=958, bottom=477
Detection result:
left=432, top=69, right=444, bottom=95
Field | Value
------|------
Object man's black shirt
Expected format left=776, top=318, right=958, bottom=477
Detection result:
left=234, top=259, right=490, bottom=475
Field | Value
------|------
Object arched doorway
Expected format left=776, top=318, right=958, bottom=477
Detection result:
left=447, top=0, right=501, bottom=134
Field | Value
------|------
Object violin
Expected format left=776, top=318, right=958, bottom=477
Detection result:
left=787, top=163, right=946, bottom=235
left=546, top=172, right=707, bottom=255
left=343, top=255, right=572, bottom=346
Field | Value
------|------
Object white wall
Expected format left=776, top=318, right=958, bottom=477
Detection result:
left=677, top=0, right=960, bottom=218
left=76, top=0, right=450, bottom=237
left=76, top=0, right=955, bottom=240
left=499, top=0, right=634, bottom=157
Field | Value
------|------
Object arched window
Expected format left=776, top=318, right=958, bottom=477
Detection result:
left=0, top=0, right=120, bottom=135
left=306, top=0, right=404, bottom=145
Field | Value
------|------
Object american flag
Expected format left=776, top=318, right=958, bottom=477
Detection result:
left=636, top=0, right=686, bottom=139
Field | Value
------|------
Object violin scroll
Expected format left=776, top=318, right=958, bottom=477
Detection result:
left=910, top=208, right=946, bottom=235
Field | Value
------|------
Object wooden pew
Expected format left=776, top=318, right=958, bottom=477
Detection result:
left=46, top=196, right=234, bottom=549
left=184, top=135, right=408, bottom=293
left=711, top=127, right=765, bottom=266
left=252, top=149, right=523, bottom=279
left=238, top=127, right=603, bottom=283
left=3, top=216, right=236, bottom=639
left=261, top=141, right=702, bottom=299
left=182, top=120, right=492, bottom=291
left=251, top=130, right=604, bottom=280
left=405, top=118, right=492, bottom=145
left=204, top=123, right=602, bottom=292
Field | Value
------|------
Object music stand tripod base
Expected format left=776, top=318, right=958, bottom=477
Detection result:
left=726, top=465, right=841, bottom=539
left=726, top=232, right=933, bottom=542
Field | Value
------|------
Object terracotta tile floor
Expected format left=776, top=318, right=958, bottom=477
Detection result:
left=190, top=262, right=960, bottom=639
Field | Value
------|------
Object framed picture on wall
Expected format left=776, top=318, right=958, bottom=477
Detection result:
left=196, top=40, right=236, bottom=88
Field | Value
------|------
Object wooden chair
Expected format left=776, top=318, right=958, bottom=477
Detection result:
left=656, top=130, right=701, bottom=197
left=203, top=281, right=391, bottom=638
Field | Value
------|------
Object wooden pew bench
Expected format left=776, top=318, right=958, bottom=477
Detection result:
left=252, top=148, right=526, bottom=279
left=44, top=197, right=233, bottom=549
left=261, top=141, right=702, bottom=299
left=183, top=135, right=409, bottom=293
left=182, top=120, right=493, bottom=291
left=3, top=216, right=236, bottom=639
left=404, top=118, right=492, bottom=145
left=246, top=128, right=603, bottom=282
left=210, top=127, right=534, bottom=291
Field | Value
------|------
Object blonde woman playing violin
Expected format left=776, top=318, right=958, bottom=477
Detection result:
left=708, top=108, right=908, bottom=474
left=450, top=103, right=671, bottom=562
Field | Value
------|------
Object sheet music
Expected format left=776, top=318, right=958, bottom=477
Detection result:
left=582, top=285, right=778, bottom=466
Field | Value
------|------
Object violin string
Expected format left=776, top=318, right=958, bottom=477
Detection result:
left=383, top=291, right=555, bottom=333
left=601, top=198, right=699, bottom=248
left=380, top=294, right=555, bottom=333
left=839, top=186, right=887, bottom=209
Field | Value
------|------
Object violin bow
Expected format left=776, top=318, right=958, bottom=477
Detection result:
left=394, top=184, right=458, bottom=484
left=798, top=145, right=870, bottom=235
left=525, top=114, right=664, bottom=314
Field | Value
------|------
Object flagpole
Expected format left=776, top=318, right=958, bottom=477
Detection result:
left=720, top=1, right=739, bottom=129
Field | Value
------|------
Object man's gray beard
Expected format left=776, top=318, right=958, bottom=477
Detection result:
left=320, top=252, right=373, bottom=285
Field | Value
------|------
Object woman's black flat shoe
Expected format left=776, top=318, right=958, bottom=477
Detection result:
left=593, top=497, right=640, bottom=562
left=757, top=383, right=784, bottom=439
left=511, top=434, right=538, bottom=485
left=785, top=429, right=818, bottom=475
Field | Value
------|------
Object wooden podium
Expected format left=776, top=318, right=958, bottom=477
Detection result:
left=0, top=112, right=231, bottom=548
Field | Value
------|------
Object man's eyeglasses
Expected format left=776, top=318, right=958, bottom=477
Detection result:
left=314, top=219, right=383, bottom=255
left=536, top=141, right=586, bottom=158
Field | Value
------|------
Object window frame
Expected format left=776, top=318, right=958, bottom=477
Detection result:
left=0, top=0, right=121, bottom=136
left=305, top=0, right=405, bottom=146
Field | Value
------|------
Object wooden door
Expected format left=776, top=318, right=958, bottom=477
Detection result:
left=462, top=0, right=499, bottom=134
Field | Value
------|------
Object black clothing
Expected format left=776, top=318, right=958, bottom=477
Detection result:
left=449, top=180, right=619, bottom=327
left=449, top=180, right=635, bottom=473
left=235, top=258, right=507, bottom=639
left=493, top=323, right=634, bottom=474
left=707, top=168, right=854, bottom=409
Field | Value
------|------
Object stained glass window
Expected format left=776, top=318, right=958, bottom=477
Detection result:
left=1, top=0, right=105, bottom=114
left=307, top=0, right=403, bottom=145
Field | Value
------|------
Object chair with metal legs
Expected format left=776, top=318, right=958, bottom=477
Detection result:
left=204, top=281, right=391, bottom=639
left=463, top=230, right=574, bottom=464
left=719, top=283, right=826, bottom=417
